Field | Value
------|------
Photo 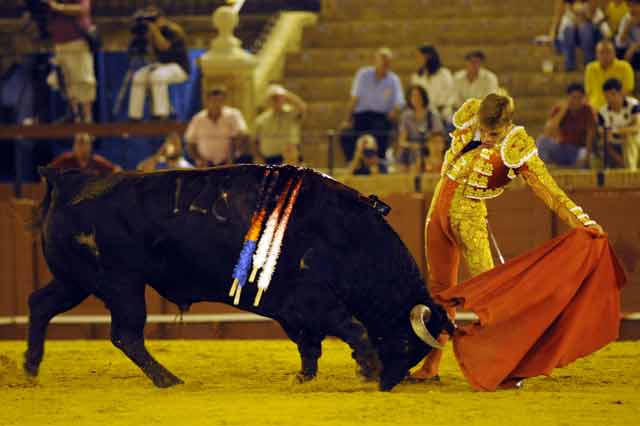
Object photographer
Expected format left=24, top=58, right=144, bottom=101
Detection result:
left=45, top=0, right=96, bottom=122
left=128, top=5, right=190, bottom=120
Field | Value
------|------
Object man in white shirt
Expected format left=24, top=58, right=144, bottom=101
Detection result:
left=453, top=51, right=500, bottom=108
left=185, top=86, right=249, bottom=167
left=597, top=78, right=640, bottom=170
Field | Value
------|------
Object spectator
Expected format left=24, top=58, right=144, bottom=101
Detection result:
left=348, top=134, right=388, bottom=176
left=128, top=5, right=190, bottom=120
left=185, top=86, right=249, bottom=167
left=453, top=50, right=500, bottom=108
left=45, top=0, right=96, bottom=122
left=605, top=0, right=629, bottom=38
left=550, top=0, right=607, bottom=71
left=423, top=132, right=447, bottom=174
left=341, top=47, right=405, bottom=161
left=585, top=40, right=634, bottom=110
left=137, top=132, right=193, bottom=171
left=537, top=82, right=596, bottom=167
left=49, top=133, right=120, bottom=173
left=597, top=78, right=640, bottom=170
left=410, top=45, right=455, bottom=121
left=396, top=85, right=444, bottom=173
left=254, top=84, right=307, bottom=165
left=615, top=0, right=640, bottom=69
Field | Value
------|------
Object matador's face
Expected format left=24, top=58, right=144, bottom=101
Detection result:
left=479, top=123, right=510, bottom=146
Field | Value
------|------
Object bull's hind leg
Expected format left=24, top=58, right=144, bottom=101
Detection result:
left=104, top=282, right=183, bottom=388
left=24, top=279, right=89, bottom=377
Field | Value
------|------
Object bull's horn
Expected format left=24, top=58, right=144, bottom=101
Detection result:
left=410, top=305, right=444, bottom=350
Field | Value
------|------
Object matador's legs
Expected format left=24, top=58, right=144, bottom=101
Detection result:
left=412, top=191, right=494, bottom=380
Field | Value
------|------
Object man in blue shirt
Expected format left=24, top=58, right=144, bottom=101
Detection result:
left=341, top=47, right=405, bottom=160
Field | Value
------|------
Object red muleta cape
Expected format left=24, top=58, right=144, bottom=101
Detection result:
left=436, top=228, right=626, bottom=391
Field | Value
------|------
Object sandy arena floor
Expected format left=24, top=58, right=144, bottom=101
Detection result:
left=1, top=340, right=639, bottom=426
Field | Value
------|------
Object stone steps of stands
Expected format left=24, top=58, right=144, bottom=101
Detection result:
left=298, top=97, right=555, bottom=132
left=320, top=0, right=555, bottom=20
left=284, top=72, right=584, bottom=103
left=303, top=17, right=551, bottom=48
left=286, top=45, right=563, bottom=76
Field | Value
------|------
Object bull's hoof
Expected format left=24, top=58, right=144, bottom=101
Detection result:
left=379, top=369, right=407, bottom=392
left=357, top=365, right=380, bottom=382
left=23, top=361, right=39, bottom=378
left=152, top=373, right=184, bottom=388
left=294, top=371, right=316, bottom=384
left=378, top=381, right=395, bottom=392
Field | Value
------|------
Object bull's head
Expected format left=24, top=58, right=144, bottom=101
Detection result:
left=378, top=303, right=456, bottom=391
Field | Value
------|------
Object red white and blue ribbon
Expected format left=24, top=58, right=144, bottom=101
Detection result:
left=254, top=177, right=303, bottom=307
left=229, top=169, right=278, bottom=304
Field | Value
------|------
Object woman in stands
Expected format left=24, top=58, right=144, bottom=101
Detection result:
left=411, top=92, right=624, bottom=391
left=410, top=45, right=455, bottom=123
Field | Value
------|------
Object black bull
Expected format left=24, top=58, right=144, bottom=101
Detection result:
left=25, top=164, right=454, bottom=391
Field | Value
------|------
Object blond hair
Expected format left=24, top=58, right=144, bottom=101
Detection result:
left=478, top=89, right=514, bottom=129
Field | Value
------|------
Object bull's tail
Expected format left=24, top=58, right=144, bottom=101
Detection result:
left=30, top=167, right=56, bottom=231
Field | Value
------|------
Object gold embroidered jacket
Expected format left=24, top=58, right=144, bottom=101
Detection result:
left=441, top=99, right=597, bottom=229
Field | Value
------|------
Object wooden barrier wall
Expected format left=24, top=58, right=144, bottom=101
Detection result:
left=1, top=181, right=639, bottom=338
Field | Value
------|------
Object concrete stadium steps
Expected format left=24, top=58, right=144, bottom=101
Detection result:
left=281, top=1, right=571, bottom=167
left=299, top=97, right=555, bottom=132
left=321, top=0, right=556, bottom=21
left=302, top=17, right=550, bottom=48
left=286, top=45, right=561, bottom=76
left=285, top=73, right=582, bottom=102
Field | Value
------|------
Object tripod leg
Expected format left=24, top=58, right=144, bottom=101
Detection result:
left=113, top=69, right=134, bottom=118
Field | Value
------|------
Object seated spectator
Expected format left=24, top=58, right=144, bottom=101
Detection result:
left=453, top=50, right=500, bottom=108
left=254, top=84, right=307, bottom=165
left=410, top=45, right=455, bottom=122
left=341, top=47, right=405, bottom=161
left=537, top=83, right=596, bottom=167
left=49, top=133, right=120, bottom=173
left=348, top=134, right=388, bottom=176
left=185, top=86, right=250, bottom=167
left=585, top=40, right=634, bottom=110
left=137, top=132, right=193, bottom=171
left=605, top=0, right=629, bottom=42
left=396, top=85, right=444, bottom=173
left=128, top=5, right=190, bottom=120
left=615, top=0, right=640, bottom=69
left=550, top=0, right=608, bottom=71
left=423, top=132, right=447, bottom=174
left=597, top=78, right=640, bottom=170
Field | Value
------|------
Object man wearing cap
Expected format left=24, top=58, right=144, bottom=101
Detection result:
left=254, top=84, right=307, bottom=165
left=342, top=47, right=405, bottom=161
left=185, top=86, right=249, bottom=167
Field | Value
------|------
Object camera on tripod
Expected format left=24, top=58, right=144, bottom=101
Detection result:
left=23, top=0, right=52, bottom=40
left=128, top=8, right=159, bottom=56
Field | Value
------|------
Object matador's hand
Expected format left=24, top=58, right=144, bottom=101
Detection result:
left=587, top=223, right=605, bottom=237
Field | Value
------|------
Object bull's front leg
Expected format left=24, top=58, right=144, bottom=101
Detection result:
left=331, top=315, right=381, bottom=382
left=281, top=323, right=324, bottom=383
left=103, top=282, right=183, bottom=388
